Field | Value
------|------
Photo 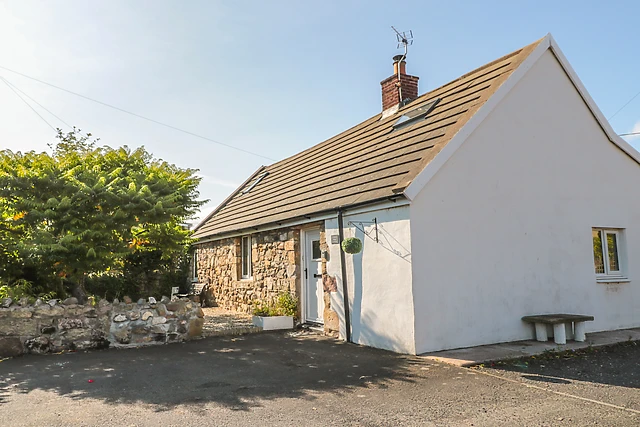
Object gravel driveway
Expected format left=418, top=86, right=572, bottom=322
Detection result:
left=1, top=334, right=638, bottom=426
left=200, top=307, right=257, bottom=337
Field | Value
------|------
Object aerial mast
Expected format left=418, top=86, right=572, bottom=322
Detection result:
left=391, top=26, right=413, bottom=104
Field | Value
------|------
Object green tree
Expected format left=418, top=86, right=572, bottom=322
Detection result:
left=0, top=129, right=205, bottom=301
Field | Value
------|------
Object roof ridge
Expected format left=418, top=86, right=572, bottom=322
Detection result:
left=267, top=38, right=545, bottom=172
left=194, top=36, right=547, bottom=239
left=395, top=37, right=546, bottom=116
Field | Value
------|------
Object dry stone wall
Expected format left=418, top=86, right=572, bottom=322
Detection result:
left=195, top=228, right=302, bottom=314
left=0, top=296, right=204, bottom=358
left=108, top=297, right=204, bottom=348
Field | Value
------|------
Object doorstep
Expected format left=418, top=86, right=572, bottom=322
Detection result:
left=421, top=327, right=640, bottom=367
left=301, top=323, right=324, bottom=333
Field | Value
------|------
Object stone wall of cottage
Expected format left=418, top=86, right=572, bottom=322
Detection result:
left=195, top=223, right=344, bottom=337
left=0, top=296, right=204, bottom=358
left=195, top=228, right=302, bottom=314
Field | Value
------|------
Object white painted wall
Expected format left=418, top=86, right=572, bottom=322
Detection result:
left=325, top=204, right=415, bottom=353
left=410, top=50, right=640, bottom=354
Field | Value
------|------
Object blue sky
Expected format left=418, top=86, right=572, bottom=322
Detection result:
left=1, top=1, right=639, bottom=221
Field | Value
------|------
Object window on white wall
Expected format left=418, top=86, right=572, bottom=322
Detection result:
left=592, top=228, right=625, bottom=279
left=241, top=235, right=252, bottom=279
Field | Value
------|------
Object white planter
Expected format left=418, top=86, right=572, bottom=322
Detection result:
left=252, top=315, right=294, bottom=331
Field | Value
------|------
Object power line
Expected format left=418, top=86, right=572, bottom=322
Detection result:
left=608, top=88, right=640, bottom=120
left=2, top=77, right=72, bottom=129
left=0, top=65, right=275, bottom=161
left=1, top=76, right=57, bottom=132
left=4, top=77, right=93, bottom=141
left=619, top=131, right=640, bottom=137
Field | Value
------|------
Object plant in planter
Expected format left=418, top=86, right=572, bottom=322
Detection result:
left=252, top=292, right=298, bottom=330
left=341, top=237, right=363, bottom=254
left=276, top=292, right=297, bottom=317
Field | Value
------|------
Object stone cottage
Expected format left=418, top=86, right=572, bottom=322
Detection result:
left=192, top=34, right=640, bottom=354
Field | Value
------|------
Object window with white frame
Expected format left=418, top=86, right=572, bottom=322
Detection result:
left=592, top=228, right=625, bottom=278
left=191, top=251, right=198, bottom=282
left=241, top=235, right=252, bottom=279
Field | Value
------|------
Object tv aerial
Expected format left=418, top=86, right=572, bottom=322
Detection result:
left=390, top=26, right=414, bottom=105
left=391, top=26, right=413, bottom=52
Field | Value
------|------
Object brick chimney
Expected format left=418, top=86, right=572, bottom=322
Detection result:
left=381, top=54, right=419, bottom=112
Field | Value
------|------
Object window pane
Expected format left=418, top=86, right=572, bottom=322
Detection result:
left=607, top=232, right=620, bottom=272
left=312, top=240, right=321, bottom=259
left=593, top=230, right=605, bottom=274
left=242, top=236, right=251, bottom=277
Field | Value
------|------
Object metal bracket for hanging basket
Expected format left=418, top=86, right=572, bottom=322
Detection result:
left=348, top=218, right=378, bottom=243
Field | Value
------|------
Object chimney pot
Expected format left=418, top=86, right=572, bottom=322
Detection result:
left=381, top=55, right=419, bottom=112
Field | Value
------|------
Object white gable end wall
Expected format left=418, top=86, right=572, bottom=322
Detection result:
left=410, top=49, right=640, bottom=354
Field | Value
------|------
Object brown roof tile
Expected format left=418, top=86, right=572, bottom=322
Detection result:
left=193, top=38, right=544, bottom=239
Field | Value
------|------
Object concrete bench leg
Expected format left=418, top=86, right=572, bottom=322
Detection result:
left=565, top=323, right=574, bottom=341
left=534, top=323, right=548, bottom=342
left=553, top=323, right=566, bottom=345
left=574, top=321, right=586, bottom=342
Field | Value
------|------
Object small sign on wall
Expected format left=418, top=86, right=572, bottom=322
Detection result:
left=330, top=235, right=340, bottom=244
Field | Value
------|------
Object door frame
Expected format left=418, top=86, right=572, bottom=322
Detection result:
left=300, top=226, right=323, bottom=325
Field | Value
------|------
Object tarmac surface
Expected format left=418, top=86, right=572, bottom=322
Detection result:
left=1, top=332, right=638, bottom=426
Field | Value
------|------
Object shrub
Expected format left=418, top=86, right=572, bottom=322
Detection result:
left=252, top=292, right=298, bottom=317
left=0, top=279, right=57, bottom=302
left=276, top=292, right=298, bottom=317
left=252, top=304, right=279, bottom=317
left=0, top=129, right=205, bottom=302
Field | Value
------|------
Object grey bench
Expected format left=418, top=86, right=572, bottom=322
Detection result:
left=522, top=314, right=594, bottom=345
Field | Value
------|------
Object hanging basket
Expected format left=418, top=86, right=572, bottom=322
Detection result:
left=341, top=237, right=363, bottom=254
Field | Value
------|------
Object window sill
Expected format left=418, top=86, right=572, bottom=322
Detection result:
left=240, top=278, right=254, bottom=282
left=596, top=277, right=630, bottom=284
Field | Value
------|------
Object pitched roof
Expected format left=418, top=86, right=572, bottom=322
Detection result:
left=193, top=37, right=544, bottom=239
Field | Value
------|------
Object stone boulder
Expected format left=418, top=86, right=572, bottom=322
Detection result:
left=188, top=318, right=204, bottom=338
left=63, top=297, right=78, bottom=305
left=0, top=337, right=23, bottom=357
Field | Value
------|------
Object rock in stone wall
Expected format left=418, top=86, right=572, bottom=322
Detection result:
left=109, top=298, right=204, bottom=347
left=0, top=296, right=204, bottom=358
left=195, top=227, right=302, bottom=314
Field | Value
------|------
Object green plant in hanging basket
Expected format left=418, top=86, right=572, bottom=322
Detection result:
left=341, top=237, right=363, bottom=254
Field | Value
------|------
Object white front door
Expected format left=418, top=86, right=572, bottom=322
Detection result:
left=304, top=229, right=324, bottom=324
